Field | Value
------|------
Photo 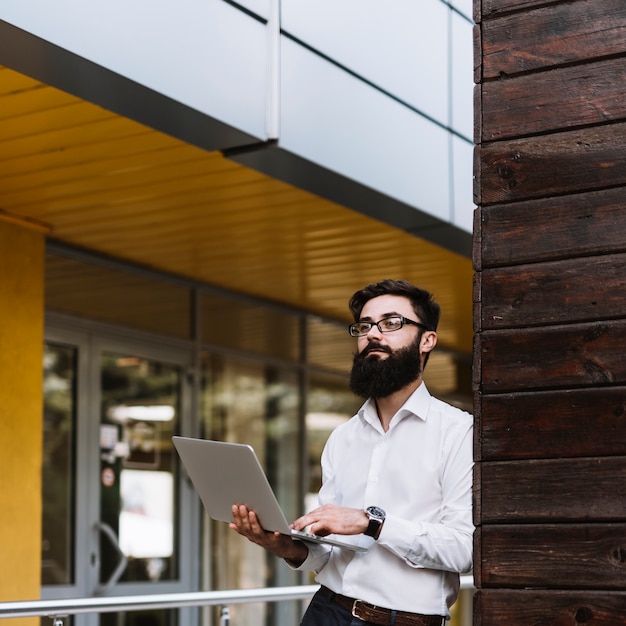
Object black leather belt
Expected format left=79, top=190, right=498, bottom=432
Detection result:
left=319, top=586, right=445, bottom=626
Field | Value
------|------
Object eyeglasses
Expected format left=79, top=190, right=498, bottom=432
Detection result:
left=348, top=316, right=428, bottom=337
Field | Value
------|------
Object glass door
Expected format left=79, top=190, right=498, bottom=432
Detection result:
left=98, top=349, right=180, bottom=590
left=42, top=326, right=198, bottom=626
left=42, top=337, right=82, bottom=591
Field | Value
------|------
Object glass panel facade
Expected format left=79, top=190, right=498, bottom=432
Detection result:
left=99, top=352, right=181, bottom=584
left=200, top=352, right=301, bottom=626
left=201, top=291, right=301, bottom=361
left=46, top=253, right=192, bottom=339
left=305, top=372, right=362, bottom=505
left=41, top=342, right=77, bottom=586
left=306, top=316, right=354, bottom=374
left=423, top=351, right=473, bottom=412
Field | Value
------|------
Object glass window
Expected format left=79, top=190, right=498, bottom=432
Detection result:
left=99, top=352, right=181, bottom=584
left=46, top=253, right=192, bottom=339
left=423, top=351, right=472, bottom=412
left=200, top=352, right=301, bottom=626
left=307, top=316, right=355, bottom=374
left=201, top=291, right=301, bottom=361
left=305, top=372, right=361, bottom=502
left=42, top=342, right=77, bottom=585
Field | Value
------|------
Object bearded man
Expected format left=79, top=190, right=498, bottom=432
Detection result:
left=231, top=279, right=474, bottom=626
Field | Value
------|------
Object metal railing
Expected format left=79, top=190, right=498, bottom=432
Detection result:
left=0, top=575, right=474, bottom=623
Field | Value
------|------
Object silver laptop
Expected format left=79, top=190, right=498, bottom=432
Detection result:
left=172, top=436, right=367, bottom=553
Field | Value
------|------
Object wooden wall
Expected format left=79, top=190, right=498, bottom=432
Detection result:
left=472, top=0, right=626, bottom=623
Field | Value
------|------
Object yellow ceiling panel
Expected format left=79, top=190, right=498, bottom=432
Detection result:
left=0, top=65, right=473, bottom=355
left=0, top=85, right=73, bottom=120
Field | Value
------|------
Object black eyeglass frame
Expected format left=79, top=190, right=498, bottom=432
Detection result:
left=348, top=316, right=429, bottom=337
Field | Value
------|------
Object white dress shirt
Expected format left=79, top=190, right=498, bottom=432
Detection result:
left=295, top=383, right=474, bottom=618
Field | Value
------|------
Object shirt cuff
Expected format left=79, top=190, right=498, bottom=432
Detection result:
left=284, top=540, right=332, bottom=571
left=378, top=514, right=424, bottom=557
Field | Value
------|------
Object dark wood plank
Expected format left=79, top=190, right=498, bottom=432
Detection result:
left=478, top=188, right=626, bottom=268
left=475, top=321, right=626, bottom=392
left=479, top=123, right=626, bottom=205
left=481, top=57, right=626, bottom=141
left=477, top=387, right=626, bottom=460
left=475, top=589, right=626, bottom=625
left=477, top=254, right=626, bottom=329
left=477, top=524, right=626, bottom=589
left=481, top=0, right=565, bottom=17
left=476, top=0, right=626, bottom=610
left=472, top=210, right=482, bottom=272
left=473, top=75, right=481, bottom=141
left=472, top=525, right=482, bottom=590
left=473, top=0, right=481, bottom=26
left=472, top=467, right=481, bottom=531
left=478, top=458, right=626, bottom=522
left=482, top=0, right=626, bottom=78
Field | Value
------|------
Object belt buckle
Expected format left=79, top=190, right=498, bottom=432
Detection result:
left=351, top=600, right=362, bottom=620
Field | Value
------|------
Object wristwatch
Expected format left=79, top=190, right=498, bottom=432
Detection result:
left=364, top=506, right=386, bottom=540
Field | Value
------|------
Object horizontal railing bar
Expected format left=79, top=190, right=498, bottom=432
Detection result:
left=0, top=576, right=474, bottom=619
left=0, top=587, right=319, bottom=619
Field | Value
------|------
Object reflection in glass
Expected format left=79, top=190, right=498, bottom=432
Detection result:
left=201, top=353, right=300, bottom=626
left=99, top=353, right=180, bottom=585
left=306, top=373, right=361, bottom=507
left=41, top=343, right=77, bottom=585
left=201, top=291, right=301, bottom=361
left=119, top=469, right=174, bottom=561
left=307, top=316, right=355, bottom=374
left=46, top=253, right=192, bottom=339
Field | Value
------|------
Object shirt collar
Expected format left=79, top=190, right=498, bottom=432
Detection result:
left=358, top=382, right=432, bottom=427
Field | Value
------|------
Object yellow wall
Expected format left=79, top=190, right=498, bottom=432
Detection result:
left=0, top=217, right=45, bottom=622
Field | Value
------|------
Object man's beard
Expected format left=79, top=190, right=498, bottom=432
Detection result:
left=349, top=337, right=423, bottom=399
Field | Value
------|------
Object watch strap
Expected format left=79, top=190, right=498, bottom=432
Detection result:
left=364, top=506, right=385, bottom=540
left=365, top=516, right=383, bottom=539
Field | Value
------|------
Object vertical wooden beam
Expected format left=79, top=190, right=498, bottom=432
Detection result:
left=474, top=0, right=626, bottom=622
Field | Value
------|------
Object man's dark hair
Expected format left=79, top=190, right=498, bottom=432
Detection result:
left=348, top=279, right=440, bottom=331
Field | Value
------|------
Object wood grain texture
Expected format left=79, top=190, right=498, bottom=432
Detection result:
left=479, top=123, right=626, bottom=205
left=480, top=57, right=626, bottom=141
left=477, top=458, right=626, bottom=522
left=477, top=188, right=626, bottom=268
left=475, top=0, right=626, bottom=611
left=482, top=0, right=626, bottom=78
left=475, top=589, right=626, bottom=625
left=475, top=321, right=626, bottom=392
left=476, top=524, right=626, bottom=589
left=476, top=253, right=626, bottom=329
left=481, top=0, right=564, bottom=18
left=475, top=387, right=626, bottom=461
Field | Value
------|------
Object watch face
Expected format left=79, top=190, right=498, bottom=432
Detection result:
left=367, top=506, right=385, bottom=518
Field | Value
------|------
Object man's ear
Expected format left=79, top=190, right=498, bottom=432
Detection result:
left=421, top=331, right=437, bottom=354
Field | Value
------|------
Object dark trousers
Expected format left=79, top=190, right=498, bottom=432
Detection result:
left=301, top=589, right=371, bottom=626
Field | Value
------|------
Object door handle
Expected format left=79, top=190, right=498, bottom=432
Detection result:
left=94, top=521, right=128, bottom=595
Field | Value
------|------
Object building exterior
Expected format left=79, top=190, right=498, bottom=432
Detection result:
left=0, top=2, right=474, bottom=626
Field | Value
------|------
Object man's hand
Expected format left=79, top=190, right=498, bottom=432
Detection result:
left=291, top=504, right=369, bottom=537
left=229, top=505, right=309, bottom=566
